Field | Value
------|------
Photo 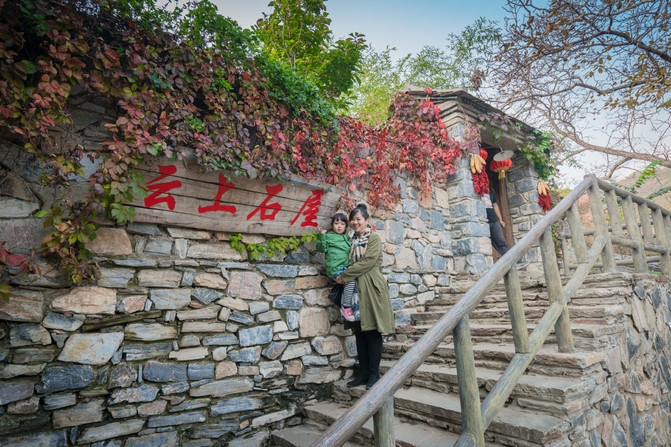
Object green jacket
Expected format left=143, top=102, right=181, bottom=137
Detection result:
left=339, top=232, right=395, bottom=335
left=316, top=232, right=351, bottom=278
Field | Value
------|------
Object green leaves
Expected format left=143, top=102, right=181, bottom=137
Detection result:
left=229, top=232, right=316, bottom=260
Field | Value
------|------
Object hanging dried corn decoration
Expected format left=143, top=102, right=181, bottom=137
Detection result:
left=470, top=149, right=489, bottom=196
left=537, top=179, right=552, bottom=212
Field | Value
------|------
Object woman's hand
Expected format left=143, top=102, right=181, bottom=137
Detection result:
left=333, top=275, right=345, bottom=284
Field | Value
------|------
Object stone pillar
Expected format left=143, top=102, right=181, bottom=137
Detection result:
left=505, top=151, right=543, bottom=267
left=446, top=157, right=491, bottom=274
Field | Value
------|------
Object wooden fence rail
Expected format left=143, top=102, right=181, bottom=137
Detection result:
left=311, top=174, right=671, bottom=447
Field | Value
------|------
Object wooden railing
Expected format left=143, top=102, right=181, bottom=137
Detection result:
left=311, top=174, right=671, bottom=447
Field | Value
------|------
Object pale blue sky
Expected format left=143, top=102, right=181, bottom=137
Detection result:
left=211, top=0, right=508, bottom=56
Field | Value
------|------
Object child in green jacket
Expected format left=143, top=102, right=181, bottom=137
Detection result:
left=317, top=210, right=357, bottom=321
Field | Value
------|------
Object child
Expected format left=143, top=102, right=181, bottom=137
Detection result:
left=317, top=210, right=357, bottom=322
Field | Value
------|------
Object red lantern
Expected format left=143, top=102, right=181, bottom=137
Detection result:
left=490, top=158, right=512, bottom=180
left=479, top=148, right=488, bottom=160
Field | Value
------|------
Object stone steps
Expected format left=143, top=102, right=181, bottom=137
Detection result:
left=271, top=400, right=474, bottom=446
left=271, top=420, right=360, bottom=447
left=427, top=286, right=630, bottom=309
left=394, top=321, right=622, bottom=350
left=288, top=272, right=632, bottom=446
left=334, top=382, right=571, bottom=447
left=383, top=341, right=606, bottom=377
left=410, top=303, right=628, bottom=327
left=374, top=361, right=594, bottom=418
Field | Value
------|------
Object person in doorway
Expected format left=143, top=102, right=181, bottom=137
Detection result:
left=334, top=204, right=395, bottom=390
left=484, top=188, right=528, bottom=269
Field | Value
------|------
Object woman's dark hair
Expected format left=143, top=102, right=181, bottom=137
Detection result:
left=331, top=212, right=348, bottom=227
left=349, top=203, right=369, bottom=220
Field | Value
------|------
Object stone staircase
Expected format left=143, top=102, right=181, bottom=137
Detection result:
left=271, top=272, right=631, bottom=446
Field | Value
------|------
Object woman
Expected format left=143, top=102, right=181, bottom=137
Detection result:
left=335, top=204, right=395, bottom=389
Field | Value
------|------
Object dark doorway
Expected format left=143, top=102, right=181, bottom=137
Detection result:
left=484, top=148, right=513, bottom=261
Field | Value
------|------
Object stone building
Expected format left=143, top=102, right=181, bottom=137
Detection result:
left=404, top=86, right=546, bottom=274
left=0, top=87, right=551, bottom=445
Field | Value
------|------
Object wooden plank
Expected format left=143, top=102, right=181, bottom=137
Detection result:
left=373, top=397, right=395, bottom=447
left=454, top=317, right=485, bottom=447
left=621, top=196, right=647, bottom=273
left=639, top=204, right=655, bottom=245
left=587, top=179, right=617, bottom=272
left=567, top=203, right=588, bottom=264
left=126, top=157, right=342, bottom=236
left=559, top=234, right=572, bottom=275
left=539, top=227, right=574, bottom=353
left=504, top=266, right=529, bottom=353
left=652, top=209, right=671, bottom=275
left=605, top=190, right=624, bottom=237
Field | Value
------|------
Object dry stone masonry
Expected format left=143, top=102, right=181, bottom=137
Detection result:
left=0, top=107, right=458, bottom=445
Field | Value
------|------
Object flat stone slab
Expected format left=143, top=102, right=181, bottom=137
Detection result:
left=76, top=419, right=145, bottom=444
left=51, top=287, right=116, bottom=315
left=0, top=291, right=43, bottom=322
left=58, top=332, right=124, bottom=365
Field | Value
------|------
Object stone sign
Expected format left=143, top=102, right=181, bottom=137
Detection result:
left=129, top=157, right=341, bottom=236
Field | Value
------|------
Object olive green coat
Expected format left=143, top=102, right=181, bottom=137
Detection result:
left=339, top=232, right=395, bottom=335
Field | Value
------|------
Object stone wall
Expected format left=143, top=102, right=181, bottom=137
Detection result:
left=505, top=150, right=543, bottom=265
left=0, top=92, right=457, bottom=445
left=0, top=212, right=455, bottom=446
left=445, top=157, right=493, bottom=275
left=588, top=274, right=671, bottom=447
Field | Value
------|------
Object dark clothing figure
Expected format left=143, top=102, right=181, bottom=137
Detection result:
left=484, top=188, right=509, bottom=256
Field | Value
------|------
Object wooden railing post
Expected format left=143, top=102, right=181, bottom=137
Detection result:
left=638, top=203, right=655, bottom=245
left=559, top=234, right=572, bottom=275
left=504, top=267, right=529, bottom=353
left=664, top=215, right=671, bottom=256
left=566, top=203, right=588, bottom=264
left=454, top=317, right=485, bottom=447
left=621, top=196, right=647, bottom=273
left=604, top=190, right=625, bottom=238
left=539, top=227, right=574, bottom=352
left=587, top=178, right=617, bottom=272
left=652, top=208, right=671, bottom=275
left=373, top=397, right=395, bottom=447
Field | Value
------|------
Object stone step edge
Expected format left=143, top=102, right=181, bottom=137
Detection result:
left=378, top=360, right=592, bottom=404
left=383, top=341, right=606, bottom=369
left=412, top=304, right=629, bottom=318
left=270, top=421, right=361, bottom=447
left=301, top=400, right=507, bottom=447
left=396, top=321, right=622, bottom=339
left=336, top=382, right=571, bottom=445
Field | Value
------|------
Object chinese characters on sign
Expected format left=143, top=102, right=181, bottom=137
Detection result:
left=130, top=160, right=339, bottom=236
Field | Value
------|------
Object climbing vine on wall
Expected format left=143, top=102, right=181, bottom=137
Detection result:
left=0, top=0, right=472, bottom=283
left=230, top=232, right=318, bottom=260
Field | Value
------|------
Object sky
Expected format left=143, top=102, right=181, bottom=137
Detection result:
left=212, top=0, right=508, bottom=56
left=208, top=1, right=625, bottom=187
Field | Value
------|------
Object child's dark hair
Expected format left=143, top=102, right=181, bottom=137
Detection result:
left=331, top=210, right=348, bottom=227
left=349, top=203, right=369, bottom=220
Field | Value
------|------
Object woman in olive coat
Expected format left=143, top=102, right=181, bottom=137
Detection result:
left=335, top=204, right=394, bottom=389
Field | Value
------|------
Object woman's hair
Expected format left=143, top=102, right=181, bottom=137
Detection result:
left=349, top=203, right=369, bottom=220
left=331, top=210, right=348, bottom=227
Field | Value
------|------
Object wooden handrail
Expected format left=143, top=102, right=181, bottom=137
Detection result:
left=311, top=175, right=595, bottom=447
left=595, top=178, right=671, bottom=214
left=313, top=174, right=671, bottom=447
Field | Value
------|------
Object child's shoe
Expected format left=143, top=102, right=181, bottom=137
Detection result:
left=340, top=307, right=355, bottom=322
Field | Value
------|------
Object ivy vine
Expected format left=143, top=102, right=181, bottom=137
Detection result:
left=230, top=232, right=318, bottom=260
left=477, top=113, right=559, bottom=182
left=0, top=0, right=473, bottom=284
